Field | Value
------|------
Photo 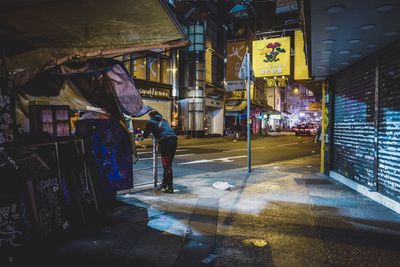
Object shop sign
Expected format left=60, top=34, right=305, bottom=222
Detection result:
left=225, top=80, right=245, bottom=91
left=227, top=90, right=245, bottom=99
left=252, top=37, right=291, bottom=78
left=308, top=102, right=322, bottom=111
left=227, top=41, right=247, bottom=81
left=206, top=98, right=223, bottom=108
left=138, top=87, right=171, bottom=99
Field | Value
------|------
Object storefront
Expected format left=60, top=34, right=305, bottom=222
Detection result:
left=205, top=97, right=224, bottom=136
left=132, top=80, right=173, bottom=129
left=224, top=97, right=264, bottom=135
left=204, top=87, right=225, bottom=136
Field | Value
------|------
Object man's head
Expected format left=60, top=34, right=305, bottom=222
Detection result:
left=148, top=110, right=161, bottom=118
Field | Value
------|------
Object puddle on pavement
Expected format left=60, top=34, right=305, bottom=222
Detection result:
left=242, top=239, right=269, bottom=247
left=119, top=195, right=198, bottom=238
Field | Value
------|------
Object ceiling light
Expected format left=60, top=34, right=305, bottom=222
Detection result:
left=339, top=50, right=351, bottom=54
left=360, top=24, right=376, bottom=30
left=341, top=62, right=350, bottom=65
left=320, top=59, right=329, bottom=62
left=367, top=44, right=378, bottom=49
left=324, top=25, right=339, bottom=31
left=376, top=4, right=394, bottom=12
left=325, top=5, right=345, bottom=14
left=321, top=50, right=333, bottom=54
left=331, top=67, right=339, bottom=71
left=317, top=65, right=326, bottom=69
left=322, top=39, right=336, bottom=44
left=384, top=31, right=399, bottom=36
left=348, top=39, right=362, bottom=44
left=351, top=54, right=362, bottom=58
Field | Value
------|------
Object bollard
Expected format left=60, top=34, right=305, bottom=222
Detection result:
left=152, top=137, right=158, bottom=188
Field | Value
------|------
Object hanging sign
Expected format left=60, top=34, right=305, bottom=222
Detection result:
left=252, top=37, right=291, bottom=78
left=227, top=41, right=247, bottom=81
left=294, top=30, right=310, bottom=80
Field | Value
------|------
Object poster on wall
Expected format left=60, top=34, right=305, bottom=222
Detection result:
left=252, top=37, right=291, bottom=78
left=0, top=79, right=14, bottom=146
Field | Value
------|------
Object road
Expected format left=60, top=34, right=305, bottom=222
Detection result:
left=133, top=135, right=319, bottom=186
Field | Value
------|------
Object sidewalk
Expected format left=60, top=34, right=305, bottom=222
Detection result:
left=20, top=155, right=400, bottom=267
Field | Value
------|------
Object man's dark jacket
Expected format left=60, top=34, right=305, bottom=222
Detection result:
left=143, top=114, right=176, bottom=141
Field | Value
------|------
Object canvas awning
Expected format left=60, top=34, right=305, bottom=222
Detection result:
left=18, top=58, right=151, bottom=120
left=1, top=0, right=187, bottom=71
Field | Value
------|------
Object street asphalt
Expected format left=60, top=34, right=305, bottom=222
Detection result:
left=133, top=134, right=319, bottom=186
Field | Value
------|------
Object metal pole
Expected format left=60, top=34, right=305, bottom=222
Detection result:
left=246, top=52, right=251, bottom=173
left=153, top=137, right=158, bottom=188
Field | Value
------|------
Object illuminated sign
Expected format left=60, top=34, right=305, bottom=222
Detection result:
left=252, top=37, right=291, bottom=77
left=138, top=87, right=171, bottom=99
left=227, top=41, right=247, bottom=81
left=308, top=102, right=322, bottom=111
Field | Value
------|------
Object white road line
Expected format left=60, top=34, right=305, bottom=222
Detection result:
left=176, top=153, right=195, bottom=158
left=180, top=143, right=220, bottom=148
left=277, top=142, right=299, bottom=147
left=139, top=153, right=194, bottom=160
left=178, top=155, right=247, bottom=165
left=137, top=149, right=187, bottom=155
left=226, top=146, right=265, bottom=152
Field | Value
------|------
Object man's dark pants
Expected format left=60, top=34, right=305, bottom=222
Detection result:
left=159, top=137, right=177, bottom=188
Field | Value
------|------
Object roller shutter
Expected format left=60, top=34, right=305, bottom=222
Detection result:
left=378, top=42, right=400, bottom=201
left=333, top=57, right=377, bottom=189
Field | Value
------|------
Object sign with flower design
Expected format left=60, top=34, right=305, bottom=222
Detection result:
left=252, top=37, right=291, bottom=77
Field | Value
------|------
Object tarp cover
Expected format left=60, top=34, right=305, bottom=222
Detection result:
left=18, top=58, right=151, bottom=119
left=1, top=0, right=187, bottom=70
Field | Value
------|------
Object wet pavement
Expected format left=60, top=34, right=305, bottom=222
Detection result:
left=15, top=154, right=400, bottom=267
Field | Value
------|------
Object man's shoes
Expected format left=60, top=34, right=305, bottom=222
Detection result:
left=156, top=184, right=167, bottom=191
left=160, top=186, right=174, bottom=194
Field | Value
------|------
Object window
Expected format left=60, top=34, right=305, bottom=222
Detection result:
left=161, top=57, right=171, bottom=84
left=188, top=24, right=204, bottom=52
left=205, top=38, right=213, bottom=84
left=133, top=54, right=146, bottom=80
left=305, top=89, right=314, bottom=96
left=147, top=56, right=160, bottom=82
left=122, top=54, right=131, bottom=74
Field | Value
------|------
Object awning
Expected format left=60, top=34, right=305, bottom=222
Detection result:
left=225, top=101, right=247, bottom=112
left=225, top=101, right=272, bottom=113
left=18, top=58, right=151, bottom=120
left=1, top=0, right=187, bottom=71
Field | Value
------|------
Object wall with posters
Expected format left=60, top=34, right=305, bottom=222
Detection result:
left=0, top=79, right=14, bottom=146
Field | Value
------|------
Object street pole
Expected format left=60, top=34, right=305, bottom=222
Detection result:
left=246, top=52, right=251, bottom=173
left=153, top=137, right=158, bottom=188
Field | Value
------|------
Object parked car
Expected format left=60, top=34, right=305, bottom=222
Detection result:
left=295, top=124, right=317, bottom=136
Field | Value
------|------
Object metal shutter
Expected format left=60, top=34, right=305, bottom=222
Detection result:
left=333, top=57, right=377, bottom=189
left=378, top=41, right=400, bottom=201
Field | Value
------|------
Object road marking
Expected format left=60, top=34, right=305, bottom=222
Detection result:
left=277, top=142, right=299, bottom=147
left=176, top=153, right=195, bottom=158
left=302, top=140, right=314, bottom=143
left=137, top=149, right=188, bottom=155
left=226, top=146, right=265, bottom=152
left=139, top=153, right=194, bottom=160
left=180, top=143, right=221, bottom=148
left=178, top=155, right=247, bottom=165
